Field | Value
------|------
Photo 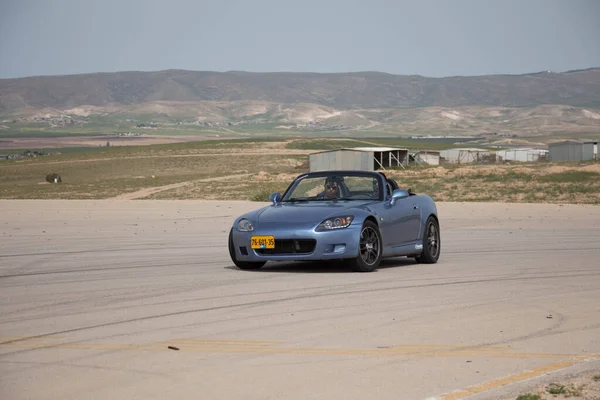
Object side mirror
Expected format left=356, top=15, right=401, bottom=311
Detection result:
left=269, top=192, right=281, bottom=204
left=390, top=189, right=409, bottom=205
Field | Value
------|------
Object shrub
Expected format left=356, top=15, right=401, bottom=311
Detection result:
left=45, top=173, right=62, bottom=183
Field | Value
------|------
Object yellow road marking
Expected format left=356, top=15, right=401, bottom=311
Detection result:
left=0, top=338, right=593, bottom=360
left=394, top=344, right=514, bottom=350
left=438, top=355, right=600, bottom=400
left=162, top=339, right=282, bottom=346
left=2, top=344, right=562, bottom=357
left=3, top=336, right=597, bottom=398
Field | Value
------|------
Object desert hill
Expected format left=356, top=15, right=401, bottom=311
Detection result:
left=2, top=68, right=600, bottom=113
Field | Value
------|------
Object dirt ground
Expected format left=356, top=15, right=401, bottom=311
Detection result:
left=507, top=371, right=600, bottom=400
left=1, top=137, right=598, bottom=203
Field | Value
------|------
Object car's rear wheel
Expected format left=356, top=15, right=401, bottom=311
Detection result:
left=415, top=216, right=440, bottom=264
left=351, top=220, right=382, bottom=272
left=228, top=228, right=266, bottom=270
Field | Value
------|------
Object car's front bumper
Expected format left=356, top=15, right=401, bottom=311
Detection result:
left=231, top=222, right=361, bottom=262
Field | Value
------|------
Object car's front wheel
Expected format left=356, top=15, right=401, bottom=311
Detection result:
left=415, top=216, right=440, bottom=264
left=350, top=220, right=382, bottom=272
left=228, top=228, right=266, bottom=270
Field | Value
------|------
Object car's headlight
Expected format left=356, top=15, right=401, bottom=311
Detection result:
left=316, top=216, right=354, bottom=231
left=237, top=218, right=254, bottom=232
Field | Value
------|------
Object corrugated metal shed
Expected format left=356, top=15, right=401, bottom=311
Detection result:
left=309, top=147, right=409, bottom=172
left=548, top=140, right=599, bottom=162
left=411, top=150, right=441, bottom=165
left=440, top=148, right=492, bottom=164
left=495, top=148, right=548, bottom=163
left=350, top=147, right=404, bottom=152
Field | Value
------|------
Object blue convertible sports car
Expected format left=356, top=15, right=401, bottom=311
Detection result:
left=228, top=170, right=440, bottom=272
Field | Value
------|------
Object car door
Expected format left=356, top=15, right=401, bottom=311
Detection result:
left=380, top=195, right=421, bottom=246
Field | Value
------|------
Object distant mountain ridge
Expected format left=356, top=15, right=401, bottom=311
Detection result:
left=1, top=68, right=600, bottom=113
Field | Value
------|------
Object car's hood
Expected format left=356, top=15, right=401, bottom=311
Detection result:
left=255, top=201, right=375, bottom=224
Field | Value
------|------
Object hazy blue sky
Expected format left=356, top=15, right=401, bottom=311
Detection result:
left=1, top=0, right=598, bottom=79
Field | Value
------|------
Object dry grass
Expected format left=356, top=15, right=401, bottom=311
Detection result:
left=384, top=162, right=600, bottom=205
left=0, top=140, right=307, bottom=199
left=1, top=139, right=599, bottom=203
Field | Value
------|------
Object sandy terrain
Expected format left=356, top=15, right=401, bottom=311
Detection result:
left=0, top=135, right=226, bottom=150
left=0, top=201, right=599, bottom=400
left=110, top=174, right=255, bottom=200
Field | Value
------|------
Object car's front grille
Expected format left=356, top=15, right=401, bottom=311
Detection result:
left=255, top=239, right=316, bottom=255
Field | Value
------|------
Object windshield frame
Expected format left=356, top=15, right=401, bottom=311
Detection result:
left=280, top=171, right=385, bottom=202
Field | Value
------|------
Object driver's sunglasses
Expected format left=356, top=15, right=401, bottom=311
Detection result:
left=326, top=183, right=338, bottom=190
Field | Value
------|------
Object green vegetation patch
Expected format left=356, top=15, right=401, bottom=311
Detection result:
left=515, top=394, right=540, bottom=400
left=538, top=170, right=600, bottom=183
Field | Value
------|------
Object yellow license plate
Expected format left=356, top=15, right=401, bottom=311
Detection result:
left=251, top=236, right=275, bottom=249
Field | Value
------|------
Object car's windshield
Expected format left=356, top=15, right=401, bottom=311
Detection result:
left=282, top=173, right=382, bottom=201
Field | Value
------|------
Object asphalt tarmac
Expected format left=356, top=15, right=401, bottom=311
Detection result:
left=1, top=200, right=599, bottom=400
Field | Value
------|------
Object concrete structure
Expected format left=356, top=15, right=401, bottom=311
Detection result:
left=411, top=150, right=441, bottom=166
left=495, top=148, right=549, bottom=163
left=548, top=140, right=599, bottom=162
left=439, top=148, right=493, bottom=164
left=309, top=147, right=409, bottom=172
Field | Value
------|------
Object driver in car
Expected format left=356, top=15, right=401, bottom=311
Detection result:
left=317, top=177, right=341, bottom=200
left=370, top=178, right=380, bottom=199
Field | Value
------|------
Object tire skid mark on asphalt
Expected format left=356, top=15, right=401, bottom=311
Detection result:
left=0, top=244, right=224, bottom=259
left=0, top=271, right=309, bottom=321
left=4, top=268, right=597, bottom=292
left=434, top=355, right=600, bottom=400
left=9, top=244, right=593, bottom=259
left=0, top=272, right=597, bottom=356
left=0, top=268, right=287, bottom=302
left=0, top=359, right=177, bottom=378
left=0, top=294, right=327, bottom=353
left=0, top=259, right=223, bottom=278
left=1, top=270, right=590, bottom=325
left=1, top=337, right=597, bottom=361
left=442, top=247, right=600, bottom=254
left=0, top=336, right=64, bottom=340
left=0, top=276, right=300, bottom=321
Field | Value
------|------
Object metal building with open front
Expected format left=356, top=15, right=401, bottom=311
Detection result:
left=309, top=147, right=409, bottom=172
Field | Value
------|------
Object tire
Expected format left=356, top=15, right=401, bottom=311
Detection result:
left=350, top=220, right=382, bottom=272
left=228, top=228, right=266, bottom=270
left=415, top=216, right=440, bottom=264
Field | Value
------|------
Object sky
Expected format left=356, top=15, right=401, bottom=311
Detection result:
left=0, top=0, right=599, bottom=79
